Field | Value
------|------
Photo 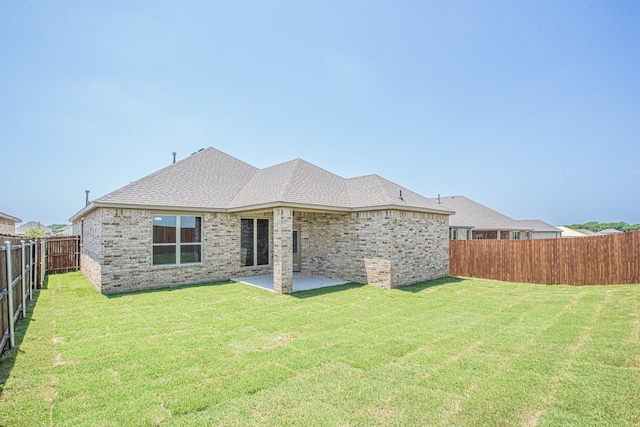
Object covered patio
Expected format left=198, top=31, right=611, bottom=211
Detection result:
left=232, top=273, right=349, bottom=293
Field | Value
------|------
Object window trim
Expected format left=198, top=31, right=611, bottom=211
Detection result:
left=152, top=214, right=203, bottom=266
left=241, top=217, right=270, bottom=267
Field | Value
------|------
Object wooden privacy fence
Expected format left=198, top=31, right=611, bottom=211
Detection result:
left=1, top=235, right=80, bottom=354
left=46, top=235, right=80, bottom=274
left=1, top=238, right=43, bottom=354
left=450, top=231, right=640, bottom=286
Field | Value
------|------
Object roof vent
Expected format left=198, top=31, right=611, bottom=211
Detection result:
left=438, top=194, right=441, bottom=204
left=172, top=152, right=177, bottom=164
left=399, top=190, right=404, bottom=201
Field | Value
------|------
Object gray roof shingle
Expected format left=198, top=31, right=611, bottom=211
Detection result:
left=74, top=147, right=451, bottom=218
left=97, top=147, right=258, bottom=209
left=518, top=219, right=562, bottom=233
left=428, top=195, right=529, bottom=230
left=16, top=221, right=52, bottom=235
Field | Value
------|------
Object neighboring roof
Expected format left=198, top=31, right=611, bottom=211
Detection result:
left=518, top=219, right=562, bottom=234
left=427, top=195, right=531, bottom=231
left=575, top=229, right=597, bottom=236
left=556, top=226, right=591, bottom=238
left=56, top=225, right=75, bottom=236
left=16, top=221, right=52, bottom=235
left=0, top=211, right=21, bottom=223
left=71, top=147, right=453, bottom=221
left=597, top=228, right=623, bottom=235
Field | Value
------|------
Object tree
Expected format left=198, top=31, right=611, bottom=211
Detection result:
left=24, top=227, right=47, bottom=238
left=566, top=221, right=640, bottom=233
left=49, top=224, right=67, bottom=234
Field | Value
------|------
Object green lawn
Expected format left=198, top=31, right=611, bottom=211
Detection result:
left=1, top=273, right=639, bottom=426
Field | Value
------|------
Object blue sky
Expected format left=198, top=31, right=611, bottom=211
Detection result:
left=2, top=1, right=639, bottom=226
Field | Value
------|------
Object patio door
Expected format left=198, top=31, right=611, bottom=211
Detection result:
left=292, top=229, right=301, bottom=272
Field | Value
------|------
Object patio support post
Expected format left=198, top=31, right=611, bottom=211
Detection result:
left=273, top=208, right=293, bottom=294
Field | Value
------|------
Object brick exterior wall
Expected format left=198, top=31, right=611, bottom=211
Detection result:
left=76, top=208, right=275, bottom=293
left=295, top=210, right=449, bottom=288
left=471, top=230, right=531, bottom=240
left=472, top=230, right=498, bottom=240
left=531, top=231, right=561, bottom=239
left=77, top=209, right=103, bottom=290
left=75, top=207, right=450, bottom=293
left=0, top=218, right=16, bottom=235
left=450, top=228, right=472, bottom=240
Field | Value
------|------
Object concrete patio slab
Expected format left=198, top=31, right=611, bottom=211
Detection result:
left=231, top=273, right=349, bottom=293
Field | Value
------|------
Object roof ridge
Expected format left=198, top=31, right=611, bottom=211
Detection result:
left=278, top=158, right=304, bottom=201
left=94, top=147, right=223, bottom=203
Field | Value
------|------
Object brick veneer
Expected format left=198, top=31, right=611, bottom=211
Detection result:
left=0, top=218, right=16, bottom=235
left=531, top=232, right=561, bottom=239
left=295, top=210, right=449, bottom=288
left=76, top=207, right=449, bottom=293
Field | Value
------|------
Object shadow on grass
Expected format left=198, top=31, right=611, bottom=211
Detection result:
left=0, top=276, right=47, bottom=398
left=104, top=280, right=235, bottom=299
left=395, top=275, right=466, bottom=293
left=290, top=282, right=367, bottom=299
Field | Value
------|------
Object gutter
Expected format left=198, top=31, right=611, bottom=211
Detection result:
left=70, top=200, right=454, bottom=222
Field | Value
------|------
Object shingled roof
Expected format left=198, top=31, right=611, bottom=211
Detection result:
left=72, top=147, right=452, bottom=219
left=427, top=195, right=529, bottom=231
left=0, top=211, right=21, bottom=223
left=518, top=219, right=562, bottom=233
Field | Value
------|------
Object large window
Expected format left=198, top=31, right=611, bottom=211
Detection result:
left=153, top=215, right=202, bottom=265
left=241, top=218, right=269, bottom=266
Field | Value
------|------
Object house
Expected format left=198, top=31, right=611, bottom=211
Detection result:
left=597, top=228, right=623, bottom=235
left=575, top=229, right=597, bottom=236
left=15, top=221, right=52, bottom=236
left=556, top=226, right=591, bottom=238
left=427, top=195, right=532, bottom=240
left=518, top=219, right=562, bottom=239
left=0, top=211, right=21, bottom=235
left=55, top=225, right=75, bottom=236
left=70, top=147, right=453, bottom=294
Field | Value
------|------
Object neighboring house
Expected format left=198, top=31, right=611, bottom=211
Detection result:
left=427, top=195, right=532, bottom=240
left=56, top=225, right=75, bottom=236
left=15, top=221, right=52, bottom=236
left=70, top=147, right=453, bottom=294
left=518, top=219, right=562, bottom=239
left=0, top=211, right=21, bottom=235
left=597, top=228, right=623, bottom=235
left=575, top=229, right=597, bottom=236
left=556, top=226, right=591, bottom=238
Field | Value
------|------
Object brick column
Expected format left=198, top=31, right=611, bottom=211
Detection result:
left=273, top=208, right=293, bottom=294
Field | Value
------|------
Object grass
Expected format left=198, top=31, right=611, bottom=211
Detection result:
left=1, top=273, right=639, bottom=426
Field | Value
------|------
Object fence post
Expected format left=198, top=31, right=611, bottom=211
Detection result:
left=5, top=241, right=15, bottom=348
left=34, top=239, right=39, bottom=289
left=21, top=240, right=26, bottom=318
left=40, top=238, right=46, bottom=286
left=29, top=240, right=34, bottom=300
left=76, top=235, right=80, bottom=271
